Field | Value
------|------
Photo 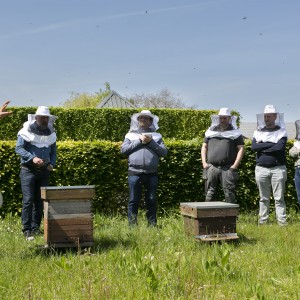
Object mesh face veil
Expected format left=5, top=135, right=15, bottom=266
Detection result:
left=129, top=110, right=159, bottom=132
left=27, top=114, right=57, bottom=133
left=209, top=114, right=238, bottom=130
left=256, top=112, right=285, bottom=130
left=295, top=119, right=300, bottom=139
left=255, top=105, right=285, bottom=130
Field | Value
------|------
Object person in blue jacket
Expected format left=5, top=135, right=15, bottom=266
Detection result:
left=15, top=106, right=57, bottom=240
left=252, top=104, right=288, bottom=226
left=121, top=110, right=168, bottom=226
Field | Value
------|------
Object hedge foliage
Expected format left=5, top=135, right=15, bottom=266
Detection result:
left=0, top=140, right=298, bottom=216
left=0, top=107, right=239, bottom=141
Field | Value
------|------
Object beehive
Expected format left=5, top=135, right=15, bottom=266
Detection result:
left=41, top=185, right=95, bottom=248
left=180, top=201, right=239, bottom=241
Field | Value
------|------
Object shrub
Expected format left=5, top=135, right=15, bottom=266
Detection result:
left=0, top=107, right=239, bottom=141
left=0, top=140, right=297, bottom=216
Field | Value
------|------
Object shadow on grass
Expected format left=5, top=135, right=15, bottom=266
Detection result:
left=235, top=233, right=257, bottom=245
left=26, top=228, right=257, bottom=257
left=92, top=235, right=134, bottom=252
left=30, top=233, right=137, bottom=257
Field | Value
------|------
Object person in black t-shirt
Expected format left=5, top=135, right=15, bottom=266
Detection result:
left=201, top=108, right=244, bottom=203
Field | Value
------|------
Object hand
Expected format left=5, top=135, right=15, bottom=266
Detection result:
left=47, top=164, right=54, bottom=171
left=203, top=162, right=209, bottom=169
left=0, top=100, right=12, bottom=119
left=140, top=134, right=152, bottom=144
left=33, top=157, right=44, bottom=167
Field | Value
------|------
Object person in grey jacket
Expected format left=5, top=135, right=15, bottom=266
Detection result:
left=121, top=110, right=168, bottom=226
left=289, top=119, right=300, bottom=209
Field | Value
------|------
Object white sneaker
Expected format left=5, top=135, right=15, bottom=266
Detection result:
left=278, top=221, right=288, bottom=227
left=258, top=220, right=268, bottom=225
left=24, top=231, right=35, bottom=241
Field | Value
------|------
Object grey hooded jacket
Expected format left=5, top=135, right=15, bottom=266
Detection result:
left=289, top=145, right=300, bottom=167
left=121, top=130, right=168, bottom=174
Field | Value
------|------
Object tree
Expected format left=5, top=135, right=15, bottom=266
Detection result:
left=128, top=88, right=196, bottom=109
left=61, top=82, right=111, bottom=108
left=60, top=84, right=196, bottom=109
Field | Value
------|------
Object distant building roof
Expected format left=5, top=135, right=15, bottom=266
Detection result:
left=97, top=90, right=136, bottom=108
left=239, top=121, right=296, bottom=140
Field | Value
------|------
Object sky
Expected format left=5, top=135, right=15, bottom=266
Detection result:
left=0, top=0, right=300, bottom=122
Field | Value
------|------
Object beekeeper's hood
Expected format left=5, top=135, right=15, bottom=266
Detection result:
left=256, top=104, right=285, bottom=130
left=129, top=110, right=159, bottom=132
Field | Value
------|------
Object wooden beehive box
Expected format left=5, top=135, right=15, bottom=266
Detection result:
left=41, top=185, right=95, bottom=248
left=180, top=201, right=239, bottom=242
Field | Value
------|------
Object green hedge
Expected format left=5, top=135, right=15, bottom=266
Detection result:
left=0, top=107, right=240, bottom=141
left=0, top=140, right=298, bottom=216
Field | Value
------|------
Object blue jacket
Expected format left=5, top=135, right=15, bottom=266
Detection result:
left=15, top=136, right=57, bottom=167
left=252, top=137, right=287, bottom=167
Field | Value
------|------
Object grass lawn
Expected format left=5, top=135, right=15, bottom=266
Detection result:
left=0, top=210, right=300, bottom=299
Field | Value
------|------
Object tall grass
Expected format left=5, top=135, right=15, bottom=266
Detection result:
left=0, top=210, right=300, bottom=299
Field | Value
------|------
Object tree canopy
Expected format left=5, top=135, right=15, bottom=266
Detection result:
left=129, top=88, right=196, bottom=109
left=60, top=83, right=195, bottom=109
left=61, top=82, right=111, bottom=108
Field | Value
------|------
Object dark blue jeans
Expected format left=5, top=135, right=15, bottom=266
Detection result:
left=294, top=167, right=300, bottom=205
left=128, top=173, right=158, bottom=226
left=20, top=166, right=50, bottom=232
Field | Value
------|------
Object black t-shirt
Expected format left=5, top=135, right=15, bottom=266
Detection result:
left=205, top=134, right=244, bottom=166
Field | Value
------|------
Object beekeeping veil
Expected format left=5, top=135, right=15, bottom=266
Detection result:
left=17, top=106, right=57, bottom=148
left=292, top=119, right=300, bottom=149
left=205, top=108, right=242, bottom=140
left=253, top=104, right=287, bottom=143
left=295, top=119, right=300, bottom=140
left=129, top=110, right=159, bottom=132
left=256, top=104, right=285, bottom=130
left=27, top=111, right=57, bottom=133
